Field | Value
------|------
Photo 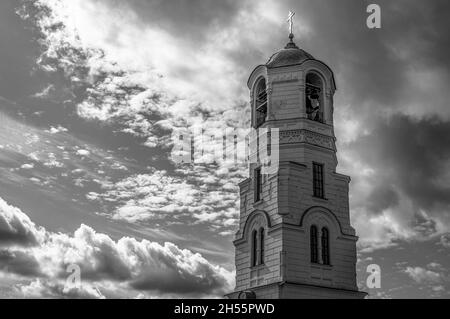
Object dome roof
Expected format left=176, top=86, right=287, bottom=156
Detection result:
left=247, top=35, right=336, bottom=91
left=266, top=39, right=314, bottom=68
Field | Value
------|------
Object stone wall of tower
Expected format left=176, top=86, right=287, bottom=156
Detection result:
left=281, top=283, right=366, bottom=299
left=276, top=141, right=358, bottom=291
left=268, top=68, right=304, bottom=121
left=277, top=144, right=355, bottom=236
left=233, top=171, right=284, bottom=293
left=232, top=155, right=360, bottom=296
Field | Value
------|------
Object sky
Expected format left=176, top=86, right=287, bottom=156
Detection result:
left=0, top=0, right=449, bottom=299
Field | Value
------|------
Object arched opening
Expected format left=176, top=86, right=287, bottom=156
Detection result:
left=251, top=230, right=258, bottom=267
left=310, top=225, right=319, bottom=263
left=305, top=73, right=324, bottom=123
left=259, top=228, right=265, bottom=265
left=254, top=78, right=267, bottom=128
left=321, top=227, right=330, bottom=265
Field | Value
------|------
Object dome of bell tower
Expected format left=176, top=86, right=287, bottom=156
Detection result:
left=266, top=35, right=315, bottom=68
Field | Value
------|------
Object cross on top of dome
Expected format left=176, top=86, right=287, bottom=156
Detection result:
left=286, top=11, right=298, bottom=49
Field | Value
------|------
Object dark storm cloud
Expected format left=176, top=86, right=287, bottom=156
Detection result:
left=295, top=0, right=404, bottom=105
left=0, top=198, right=233, bottom=297
left=277, top=0, right=450, bottom=115
left=0, top=1, right=46, bottom=101
left=366, top=184, right=400, bottom=214
left=386, top=0, right=450, bottom=70
left=130, top=260, right=229, bottom=295
left=0, top=199, right=42, bottom=247
left=86, top=0, right=450, bottom=116
left=98, top=0, right=448, bottom=119
left=350, top=115, right=450, bottom=214
left=0, top=250, right=41, bottom=277
left=278, top=0, right=450, bottom=239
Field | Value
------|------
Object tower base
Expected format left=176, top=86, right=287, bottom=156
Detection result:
left=226, top=281, right=367, bottom=299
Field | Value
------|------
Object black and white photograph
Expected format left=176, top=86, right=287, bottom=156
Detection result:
left=0, top=0, right=449, bottom=305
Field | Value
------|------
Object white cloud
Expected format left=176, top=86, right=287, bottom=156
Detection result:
left=401, top=262, right=449, bottom=297
left=90, top=169, right=240, bottom=233
left=76, top=149, right=90, bottom=156
left=403, top=267, right=443, bottom=285
left=33, top=84, right=55, bottom=99
left=20, top=164, right=35, bottom=170
left=43, top=152, right=64, bottom=168
left=45, top=126, right=68, bottom=134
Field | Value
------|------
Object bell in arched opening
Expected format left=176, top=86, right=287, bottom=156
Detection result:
left=305, top=73, right=324, bottom=123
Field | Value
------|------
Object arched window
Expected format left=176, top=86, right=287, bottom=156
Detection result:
left=254, top=78, right=267, bottom=128
left=305, top=73, right=324, bottom=123
left=321, top=227, right=330, bottom=265
left=251, top=230, right=258, bottom=267
left=310, top=225, right=319, bottom=263
left=259, top=228, right=265, bottom=265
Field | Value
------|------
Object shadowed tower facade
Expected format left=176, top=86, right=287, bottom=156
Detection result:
left=227, top=32, right=366, bottom=299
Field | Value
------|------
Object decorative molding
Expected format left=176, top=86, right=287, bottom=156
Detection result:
left=299, top=206, right=356, bottom=238
left=279, top=129, right=335, bottom=150
left=249, top=214, right=266, bottom=231
left=270, top=73, right=299, bottom=83
left=234, top=210, right=272, bottom=245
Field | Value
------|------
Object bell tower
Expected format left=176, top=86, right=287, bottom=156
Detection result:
left=226, top=29, right=366, bottom=299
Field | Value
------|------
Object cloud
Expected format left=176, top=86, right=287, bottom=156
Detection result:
left=20, top=163, right=35, bottom=170
left=0, top=197, right=234, bottom=298
left=0, top=250, right=42, bottom=277
left=289, top=0, right=450, bottom=121
left=403, top=267, right=443, bottom=285
left=400, top=262, right=449, bottom=297
left=6, top=0, right=450, bottom=300
left=441, top=234, right=450, bottom=248
left=76, top=149, right=90, bottom=156
left=33, top=84, right=55, bottom=99
left=346, top=114, right=450, bottom=249
left=88, top=168, right=240, bottom=234
left=0, top=111, right=129, bottom=194
left=0, top=197, right=44, bottom=247
left=45, top=125, right=68, bottom=134
left=16, top=0, right=450, bottom=256
left=350, top=115, right=450, bottom=211
left=16, top=0, right=282, bottom=151
left=18, top=279, right=105, bottom=299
